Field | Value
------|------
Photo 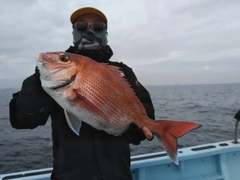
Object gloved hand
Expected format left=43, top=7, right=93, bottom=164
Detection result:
left=16, top=68, right=52, bottom=113
left=122, top=123, right=153, bottom=145
left=234, top=110, right=240, bottom=120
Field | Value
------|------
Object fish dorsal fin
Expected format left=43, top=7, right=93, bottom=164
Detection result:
left=102, top=63, right=125, bottom=79
left=64, top=110, right=82, bottom=136
left=101, top=63, right=148, bottom=115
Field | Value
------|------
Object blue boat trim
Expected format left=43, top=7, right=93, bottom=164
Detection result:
left=131, top=139, right=240, bottom=180
left=131, top=153, right=168, bottom=162
left=2, top=169, right=52, bottom=180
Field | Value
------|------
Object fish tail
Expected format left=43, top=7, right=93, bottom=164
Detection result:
left=152, top=120, right=201, bottom=165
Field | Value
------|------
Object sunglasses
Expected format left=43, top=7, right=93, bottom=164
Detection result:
left=74, top=21, right=107, bottom=32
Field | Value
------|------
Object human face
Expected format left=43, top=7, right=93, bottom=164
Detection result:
left=72, top=13, right=108, bottom=50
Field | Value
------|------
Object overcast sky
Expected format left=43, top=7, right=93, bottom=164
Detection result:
left=0, top=0, right=240, bottom=88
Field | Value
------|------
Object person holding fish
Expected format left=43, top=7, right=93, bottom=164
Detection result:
left=10, top=6, right=201, bottom=179
left=9, top=7, right=156, bottom=180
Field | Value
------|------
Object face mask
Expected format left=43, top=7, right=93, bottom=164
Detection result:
left=72, top=27, right=108, bottom=50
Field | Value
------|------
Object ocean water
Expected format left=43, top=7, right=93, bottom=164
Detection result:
left=0, top=83, right=240, bottom=174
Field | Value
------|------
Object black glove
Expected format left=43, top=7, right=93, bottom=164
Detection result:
left=122, top=123, right=147, bottom=145
left=16, top=68, right=51, bottom=114
left=234, top=110, right=240, bottom=121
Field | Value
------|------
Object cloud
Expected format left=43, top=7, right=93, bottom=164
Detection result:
left=204, top=65, right=210, bottom=71
left=0, top=0, right=240, bottom=88
left=133, top=57, right=240, bottom=85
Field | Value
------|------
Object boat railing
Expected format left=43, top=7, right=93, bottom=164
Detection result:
left=233, top=112, right=240, bottom=144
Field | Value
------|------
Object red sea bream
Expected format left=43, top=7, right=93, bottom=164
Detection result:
left=36, top=52, right=201, bottom=164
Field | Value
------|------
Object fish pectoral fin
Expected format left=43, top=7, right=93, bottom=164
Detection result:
left=72, top=93, right=109, bottom=120
left=64, top=110, right=82, bottom=136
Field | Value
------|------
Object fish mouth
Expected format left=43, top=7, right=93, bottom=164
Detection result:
left=51, top=74, right=76, bottom=90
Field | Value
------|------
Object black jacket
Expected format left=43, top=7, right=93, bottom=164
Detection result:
left=9, top=45, right=155, bottom=180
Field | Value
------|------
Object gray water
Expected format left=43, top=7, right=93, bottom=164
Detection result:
left=0, top=83, right=240, bottom=174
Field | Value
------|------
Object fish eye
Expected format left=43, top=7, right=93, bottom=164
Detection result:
left=59, top=54, right=70, bottom=62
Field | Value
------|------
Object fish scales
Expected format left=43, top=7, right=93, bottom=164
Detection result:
left=75, top=62, right=143, bottom=127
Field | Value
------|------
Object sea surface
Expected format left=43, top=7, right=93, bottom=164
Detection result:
left=0, top=83, right=240, bottom=174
